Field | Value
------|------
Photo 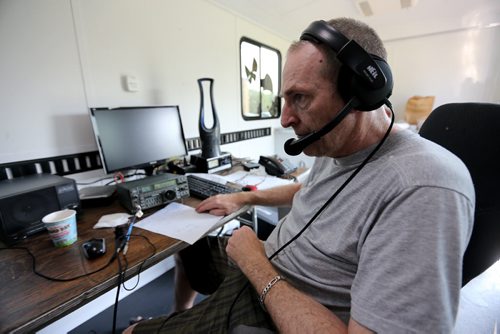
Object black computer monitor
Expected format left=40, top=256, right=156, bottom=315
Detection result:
left=89, top=105, right=188, bottom=175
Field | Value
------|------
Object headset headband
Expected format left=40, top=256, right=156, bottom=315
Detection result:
left=300, top=20, right=387, bottom=90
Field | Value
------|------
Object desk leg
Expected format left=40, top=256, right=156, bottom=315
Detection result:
left=235, top=207, right=258, bottom=236
left=252, top=206, right=258, bottom=236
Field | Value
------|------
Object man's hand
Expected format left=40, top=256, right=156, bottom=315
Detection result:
left=195, top=192, right=248, bottom=216
left=225, top=226, right=360, bottom=333
left=195, top=183, right=301, bottom=216
left=226, top=226, right=267, bottom=274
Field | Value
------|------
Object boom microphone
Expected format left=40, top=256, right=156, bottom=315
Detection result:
left=284, top=99, right=355, bottom=156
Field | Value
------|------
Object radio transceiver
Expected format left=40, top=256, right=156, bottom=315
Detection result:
left=116, top=173, right=189, bottom=212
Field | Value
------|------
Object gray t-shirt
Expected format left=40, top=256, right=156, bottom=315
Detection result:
left=265, top=129, right=475, bottom=333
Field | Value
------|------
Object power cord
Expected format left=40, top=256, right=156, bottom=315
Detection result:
left=76, top=170, right=146, bottom=187
left=0, top=205, right=158, bottom=334
left=0, top=245, right=118, bottom=282
left=110, top=233, right=157, bottom=334
left=112, top=251, right=126, bottom=334
left=111, top=205, right=144, bottom=334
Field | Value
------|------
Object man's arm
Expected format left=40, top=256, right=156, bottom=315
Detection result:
left=226, top=226, right=373, bottom=334
left=196, top=183, right=301, bottom=216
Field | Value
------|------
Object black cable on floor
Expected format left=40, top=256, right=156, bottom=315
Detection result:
left=112, top=252, right=125, bottom=334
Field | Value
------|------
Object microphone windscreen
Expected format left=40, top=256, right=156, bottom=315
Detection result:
left=284, top=138, right=304, bottom=156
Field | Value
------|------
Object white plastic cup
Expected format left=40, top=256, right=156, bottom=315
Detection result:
left=42, top=209, right=78, bottom=247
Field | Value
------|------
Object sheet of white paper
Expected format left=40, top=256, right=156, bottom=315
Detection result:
left=134, top=202, right=222, bottom=244
left=223, top=171, right=293, bottom=190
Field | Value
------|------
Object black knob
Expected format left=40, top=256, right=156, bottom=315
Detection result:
left=164, top=190, right=176, bottom=201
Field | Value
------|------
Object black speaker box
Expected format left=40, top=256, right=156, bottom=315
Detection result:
left=0, top=174, right=80, bottom=244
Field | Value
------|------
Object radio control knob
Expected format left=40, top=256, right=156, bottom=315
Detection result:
left=164, top=190, right=176, bottom=201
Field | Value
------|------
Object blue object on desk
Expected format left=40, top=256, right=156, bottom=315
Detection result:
left=123, top=216, right=136, bottom=254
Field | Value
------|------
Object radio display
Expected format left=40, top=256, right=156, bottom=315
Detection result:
left=154, top=179, right=176, bottom=189
left=208, top=159, right=219, bottom=169
left=140, top=179, right=176, bottom=192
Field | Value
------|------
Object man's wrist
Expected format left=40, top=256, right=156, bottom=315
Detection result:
left=259, top=275, right=285, bottom=312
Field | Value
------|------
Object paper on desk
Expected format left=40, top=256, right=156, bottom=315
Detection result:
left=94, top=213, right=132, bottom=229
left=134, top=202, right=222, bottom=244
left=223, top=171, right=294, bottom=190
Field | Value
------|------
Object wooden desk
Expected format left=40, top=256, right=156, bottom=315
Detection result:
left=0, top=197, right=249, bottom=333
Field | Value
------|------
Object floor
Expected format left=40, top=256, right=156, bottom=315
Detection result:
left=69, top=269, right=205, bottom=334
left=68, top=219, right=273, bottom=334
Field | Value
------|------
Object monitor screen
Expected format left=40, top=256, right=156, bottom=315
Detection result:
left=89, top=105, right=188, bottom=174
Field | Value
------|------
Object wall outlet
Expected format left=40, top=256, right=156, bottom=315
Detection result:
left=124, top=75, right=139, bottom=92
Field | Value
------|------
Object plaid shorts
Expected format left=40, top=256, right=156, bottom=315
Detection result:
left=133, top=236, right=275, bottom=334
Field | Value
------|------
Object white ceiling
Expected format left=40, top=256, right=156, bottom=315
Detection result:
left=207, top=0, right=500, bottom=41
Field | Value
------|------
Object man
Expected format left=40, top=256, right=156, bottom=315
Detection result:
left=126, top=17, right=474, bottom=333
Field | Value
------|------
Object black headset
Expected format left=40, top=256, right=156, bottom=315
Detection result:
left=284, top=20, right=394, bottom=156
left=301, top=20, right=393, bottom=110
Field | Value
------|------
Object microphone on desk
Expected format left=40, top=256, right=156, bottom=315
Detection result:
left=284, top=99, right=354, bottom=156
left=122, top=205, right=143, bottom=254
left=113, top=205, right=143, bottom=254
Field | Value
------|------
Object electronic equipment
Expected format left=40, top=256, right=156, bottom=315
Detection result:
left=116, top=173, right=189, bottom=212
left=284, top=20, right=393, bottom=156
left=79, top=185, right=116, bottom=208
left=167, top=159, right=198, bottom=175
left=0, top=174, right=80, bottom=244
left=82, top=238, right=106, bottom=259
left=187, top=174, right=241, bottom=200
left=89, top=105, right=188, bottom=175
left=190, top=152, right=232, bottom=174
left=79, top=185, right=116, bottom=200
left=242, top=161, right=260, bottom=171
left=259, top=155, right=297, bottom=177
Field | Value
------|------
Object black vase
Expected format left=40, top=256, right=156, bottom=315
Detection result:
left=198, top=78, right=222, bottom=158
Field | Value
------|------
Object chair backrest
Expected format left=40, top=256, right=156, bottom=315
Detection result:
left=419, top=102, right=500, bottom=286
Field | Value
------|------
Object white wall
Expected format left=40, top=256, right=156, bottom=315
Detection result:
left=1, top=0, right=499, bottom=166
left=0, top=0, right=288, bottom=165
left=0, top=0, right=90, bottom=163
left=386, top=25, right=500, bottom=121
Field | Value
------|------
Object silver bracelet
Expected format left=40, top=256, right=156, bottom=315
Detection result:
left=259, top=275, right=285, bottom=312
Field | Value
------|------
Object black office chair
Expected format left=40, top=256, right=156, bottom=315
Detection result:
left=419, top=102, right=500, bottom=286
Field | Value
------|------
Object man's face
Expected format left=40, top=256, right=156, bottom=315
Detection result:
left=280, top=43, right=349, bottom=157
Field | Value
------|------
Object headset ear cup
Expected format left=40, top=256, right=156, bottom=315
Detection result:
left=338, top=58, right=393, bottom=111
left=337, top=65, right=356, bottom=107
